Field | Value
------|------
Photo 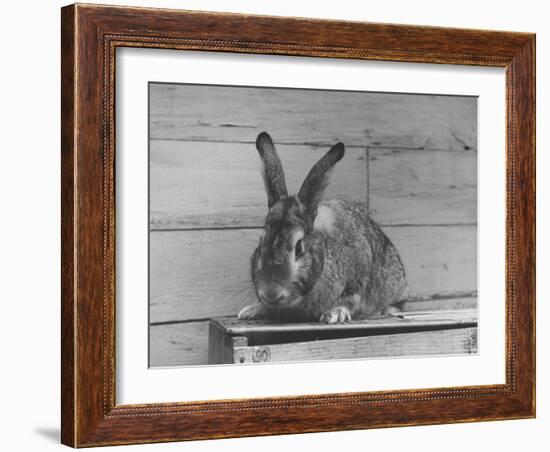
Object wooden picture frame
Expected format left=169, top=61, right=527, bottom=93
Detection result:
left=61, top=3, right=535, bottom=447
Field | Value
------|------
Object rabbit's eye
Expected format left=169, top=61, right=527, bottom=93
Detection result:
left=294, top=239, right=304, bottom=259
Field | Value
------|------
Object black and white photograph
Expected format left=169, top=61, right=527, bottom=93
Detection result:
left=148, top=83, right=478, bottom=367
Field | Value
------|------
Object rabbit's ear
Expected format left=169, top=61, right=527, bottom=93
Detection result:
left=298, top=142, right=345, bottom=222
left=256, top=132, right=288, bottom=207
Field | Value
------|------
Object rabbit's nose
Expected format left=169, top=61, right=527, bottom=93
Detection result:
left=258, top=287, right=286, bottom=305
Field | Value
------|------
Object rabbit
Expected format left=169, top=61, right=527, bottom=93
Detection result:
left=238, top=132, right=408, bottom=324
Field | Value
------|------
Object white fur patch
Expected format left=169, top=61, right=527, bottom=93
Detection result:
left=313, top=205, right=335, bottom=232
left=292, top=230, right=305, bottom=244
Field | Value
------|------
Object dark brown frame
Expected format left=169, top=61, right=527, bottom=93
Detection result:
left=61, top=3, right=536, bottom=447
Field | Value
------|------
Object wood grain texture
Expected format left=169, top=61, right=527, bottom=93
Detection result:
left=402, top=295, right=477, bottom=312
left=150, top=83, right=477, bottom=151
left=149, top=228, right=258, bottom=323
left=150, top=140, right=367, bottom=229
left=149, top=321, right=209, bottom=367
left=509, top=35, right=536, bottom=413
left=60, top=5, right=76, bottom=446
left=216, top=308, right=478, bottom=335
left=369, top=148, right=476, bottom=225
left=150, top=142, right=476, bottom=229
left=208, top=321, right=247, bottom=365
left=150, top=304, right=478, bottom=367
left=149, top=225, right=476, bottom=323
left=230, top=327, right=478, bottom=364
left=61, top=4, right=535, bottom=447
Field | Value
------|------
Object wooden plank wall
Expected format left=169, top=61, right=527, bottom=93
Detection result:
left=148, top=83, right=477, bottom=367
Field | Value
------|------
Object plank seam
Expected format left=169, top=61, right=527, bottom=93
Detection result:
left=149, top=223, right=478, bottom=232
left=149, top=137, right=478, bottom=153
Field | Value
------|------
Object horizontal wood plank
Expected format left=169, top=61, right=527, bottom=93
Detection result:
left=150, top=229, right=258, bottom=323
left=150, top=143, right=476, bottom=229
left=231, top=327, right=478, bottom=364
left=150, top=83, right=476, bottom=151
left=150, top=226, right=476, bottom=323
left=150, top=140, right=367, bottom=230
left=149, top=321, right=209, bottom=367
left=402, top=296, right=477, bottom=312
left=369, top=148, right=476, bottom=225
left=386, top=225, right=477, bottom=299
left=215, top=308, right=477, bottom=335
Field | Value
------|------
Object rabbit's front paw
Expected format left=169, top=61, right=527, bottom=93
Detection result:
left=238, top=303, right=268, bottom=320
left=320, top=306, right=352, bottom=324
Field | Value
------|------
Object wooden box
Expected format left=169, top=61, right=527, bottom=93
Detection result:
left=208, top=308, right=478, bottom=365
